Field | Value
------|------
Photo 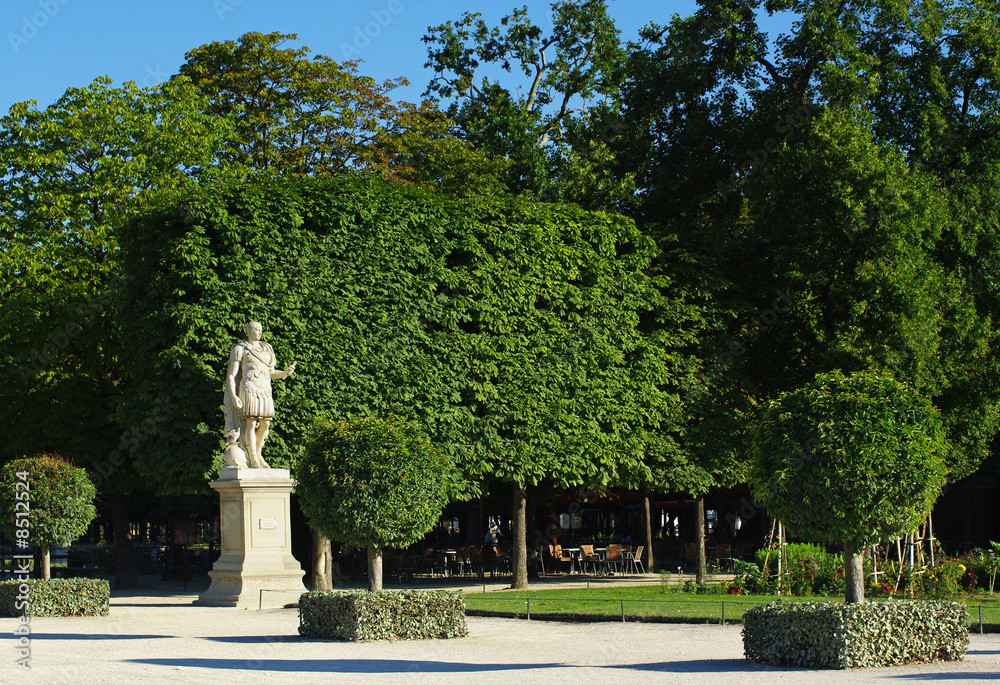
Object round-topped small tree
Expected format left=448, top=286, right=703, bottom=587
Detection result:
left=295, top=416, right=455, bottom=591
left=748, top=370, right=948, bottom=603
left=0, top=454, right=97, bottom=580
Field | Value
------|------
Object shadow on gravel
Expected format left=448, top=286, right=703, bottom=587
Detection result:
left=127, top=658, right=565, bottom=673
left=27, top=634, right=174, bottom=640
left=890, top=675, right=997, bottom=681
left=113, top=603, right=198, bottom=608
left=204, top=636, right=299, bottom=643
left=610, top=659, right=778, bottom=674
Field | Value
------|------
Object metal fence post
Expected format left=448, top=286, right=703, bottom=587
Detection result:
left=527, top=598, right=531, bottom=621
left=722, top=600, right=726, bottom=626
left=621, top=599, right=625, bottom=623
left=980, top=605, right=984, bottom=634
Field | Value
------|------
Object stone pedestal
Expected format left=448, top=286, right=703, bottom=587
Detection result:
left=195, top=468, right=306, bottom=609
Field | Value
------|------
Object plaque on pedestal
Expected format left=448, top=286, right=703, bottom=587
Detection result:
left=195, top=468, right=306, bottom=609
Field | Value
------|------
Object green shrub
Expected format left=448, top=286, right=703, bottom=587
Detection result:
left=298, top=590, right=468, bottom=641
left=753, top=543, right=844, bottom=596
left=965, top=544, right=1000, bottom=594
left=920, top=559, right=967, bottom=599
left=658, top=570, right=672, bottom=593
left=743, top=600, right=968, bottom=668
left=0, top=579, right=109, bottom=617
left=732, top=559, right=772, bottom=594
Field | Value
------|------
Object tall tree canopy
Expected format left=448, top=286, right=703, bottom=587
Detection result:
left=116, top=173, right=699, bottom=588
left=117, top=174, right=692, bottom=490
left=176, top=31, right=450, bottom=180
left=0, top=76, right=235, bottom=489
left=423, top=1, right=625, bottom=198
left=607, top=0, right=1000, bottom=481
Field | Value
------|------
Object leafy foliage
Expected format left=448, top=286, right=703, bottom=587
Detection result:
left=0, top=77, right=236, bottom=492
left=600, top=0, right=1000, bottom=490
left=177, top=31, right=448, bottom=180
left=743, top=600, right=969, bottom=668
left=296, top=416, right=454, bottom=550
left=0, top=454, right=97, bottom=549
left=116, top=174, right=691, bottom=496
left=423, top=1, right=624, bottom=197
left=298, top=589, right=468, bottom=641
left=749, top=370, right=948, bottom=548
left=0, top=579, right=109, bottom=618
left=741, top=104, right=997, bottom=481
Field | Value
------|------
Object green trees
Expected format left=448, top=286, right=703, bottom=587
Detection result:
left=117, top=173, right=695, bottom=588
left=748, top=371, right=949, bottom=603
left=176, top=31, right=446, bottom=180
left=440, top=196, right=695, bottom=588
left=423, top=1, right=624, bottom=198
left=0, top=455, right=97, bottom=580
left=0, top=76, right=236, bottom=586
left=296, top=416, right=454, bottom=591
left=609, top=0, right=1000, bottom=502
left=1, top=31, right=483, bottom=582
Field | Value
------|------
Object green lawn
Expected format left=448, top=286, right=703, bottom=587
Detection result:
left=463, top=585, right=1000, bottom=629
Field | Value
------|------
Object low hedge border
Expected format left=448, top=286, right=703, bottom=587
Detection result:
left=298, top=589, right=468, bottom=641
left=743, top=599, right=968, bottom=668
left=0, top=578, right=110, bottom=617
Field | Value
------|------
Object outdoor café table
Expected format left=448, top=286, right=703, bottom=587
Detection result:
left=564, top=548, right=582, bottom=574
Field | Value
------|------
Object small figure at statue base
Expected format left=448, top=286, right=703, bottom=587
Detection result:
left=223, top=428, right=248, bottom=469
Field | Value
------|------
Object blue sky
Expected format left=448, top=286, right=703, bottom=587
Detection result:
left=0, top=1, right=791, bottom=114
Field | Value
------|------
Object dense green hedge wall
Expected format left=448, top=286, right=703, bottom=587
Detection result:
left=743, top=600, right=968, bottom=668
left=0, top=579, right=110, bottom=617
left=298, top=589, right=468, bottom=641
left=118, top=174, right=682, bottom=496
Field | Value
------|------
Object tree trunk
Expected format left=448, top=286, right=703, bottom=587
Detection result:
left=40, top=544, right=51, bottom=581
left=367, top=544, right=383, bottom=592
left=311, top=528, right=332, bottom=591
left=695, top=495, right=706, bottom=585
left=511, top=482, right=528, bottom=589
left=844, top=542, right=865, bottom=604
left=110, top=494, right=139, bottom=588
left=643, top=493, right=654, bottom=573
left=526, top=484, right=537, bottom=578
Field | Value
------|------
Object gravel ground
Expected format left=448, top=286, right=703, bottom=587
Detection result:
left=4, top=585, right=1000, bottom=684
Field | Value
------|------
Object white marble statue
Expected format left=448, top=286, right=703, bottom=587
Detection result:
left=224, top=322, right=296, bottom=468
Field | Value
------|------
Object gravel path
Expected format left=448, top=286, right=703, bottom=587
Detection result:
left=4, top=586, right=1000, bottom=684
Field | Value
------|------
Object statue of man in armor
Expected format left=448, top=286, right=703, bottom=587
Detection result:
left=224, top=322, right=296, bottom=468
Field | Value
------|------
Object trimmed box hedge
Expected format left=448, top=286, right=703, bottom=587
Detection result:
left=743, top=599, right=968, bottom=668
left=298, top=589, right=468, bottom=641
left=0, top=578, right=110, bottom=617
